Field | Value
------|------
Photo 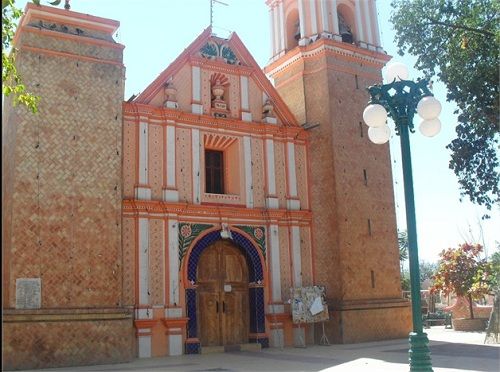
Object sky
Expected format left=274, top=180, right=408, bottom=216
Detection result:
left=13, top=0, right=499, bottom=262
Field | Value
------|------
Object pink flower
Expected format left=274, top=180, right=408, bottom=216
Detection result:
left=180, top=224, right=192, bottom=238
left=254, top=228, right=264, bottom=240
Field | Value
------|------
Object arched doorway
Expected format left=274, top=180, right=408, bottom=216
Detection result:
left=197, top=240, right=249, bottom=346
left=184, top=228, right=267, bottom=354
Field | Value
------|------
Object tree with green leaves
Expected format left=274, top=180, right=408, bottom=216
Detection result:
left=431, top=243, right=492, bottom=319
left=390, top=0, right=499, bottom=215
left=401, top=269, right=411, bottom=292
left=398, top=229, right=409, bottom=263
left=2, top=0, right=39, bottom=112
left=489, top=246, right=500, bottom=292
left=419, top=261, right=438, bottom=283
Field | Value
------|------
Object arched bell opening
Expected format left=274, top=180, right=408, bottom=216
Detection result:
left=285, top=8, right=300, bottom=51
left=337, top=3, right=356, bottom=44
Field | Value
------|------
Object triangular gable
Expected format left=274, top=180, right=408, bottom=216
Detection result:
left=134, top=27, right=299, bottom=127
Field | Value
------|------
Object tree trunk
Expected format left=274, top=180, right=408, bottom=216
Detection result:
left=468, top=294, right=474, bottom=319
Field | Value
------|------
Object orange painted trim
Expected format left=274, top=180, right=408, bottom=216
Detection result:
left=265, top=37, right=391, bottom=75
left=162, top=317, right=189, bottom=328
left=190, top=56, right=254, bottom=76
left=122, top=201, right=313, bottom=225
left=18, top=26, right=124, bottom=50
left=265, top=313, right=291, bottom=322
left=123, top=103, right=309, bottom=142
left=134, top=319, right=158, bottom=329
left=19, top=45, right=123, bottom=67
left=23, top=3, right=120, bottom=32
left=22, top=13, right=116, bottom=35
left=200, top=202, right=246, bottom=208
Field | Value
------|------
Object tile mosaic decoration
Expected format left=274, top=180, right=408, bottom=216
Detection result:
left=178, top=223, right=213, bottom=264
left=185, top=341, right=200, bottom=354
left=186, top=230, right=263, bottom=283
left=249, top=287, right=266, bottom=333
left=185, top=288, right=197, bottom=338
left=234, top=225, right=266, bottom=260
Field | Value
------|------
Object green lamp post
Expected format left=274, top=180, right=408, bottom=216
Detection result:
left=363, top=62, right=442, bottom=371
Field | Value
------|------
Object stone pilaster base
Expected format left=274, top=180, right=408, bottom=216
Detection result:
left=316, top=298, right=412, bottom=344
left=2, top=308, right=135, bottom=370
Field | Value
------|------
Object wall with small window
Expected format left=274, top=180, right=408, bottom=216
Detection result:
left=201, top=133, right=244, bottom=205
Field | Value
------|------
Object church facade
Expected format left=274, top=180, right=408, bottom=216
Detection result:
left=2, top=1, right=410, bottom=370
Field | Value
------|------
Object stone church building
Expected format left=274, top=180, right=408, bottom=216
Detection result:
left=2, top=1, right=410, bottom=369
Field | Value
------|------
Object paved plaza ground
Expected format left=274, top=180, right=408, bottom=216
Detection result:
left=19, top=327, right=500, bottom=372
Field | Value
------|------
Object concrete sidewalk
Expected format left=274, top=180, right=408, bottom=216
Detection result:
left=18, top=327, right=500, bottom=372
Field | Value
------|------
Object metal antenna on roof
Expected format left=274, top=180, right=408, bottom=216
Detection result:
left=210, top=0, right=229, bottom=29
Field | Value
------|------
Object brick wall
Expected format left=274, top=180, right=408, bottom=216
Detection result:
left=270, top=41, right=411, bottom=342
left=2, top=6, right=134, bottom=369
left=3, top=310, right=135, bottom=370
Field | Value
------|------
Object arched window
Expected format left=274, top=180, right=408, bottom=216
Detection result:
left=337, top=4, right=356, bottom=43
left=286, top=8, right=300, bottom=50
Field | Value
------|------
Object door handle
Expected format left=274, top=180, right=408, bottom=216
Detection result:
left=223, top=301, right=226, bottom=313
left=216, top=301, right=219, bottom=313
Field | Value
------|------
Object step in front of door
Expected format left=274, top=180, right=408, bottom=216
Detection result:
left=201, top=343, right=262, bottom=354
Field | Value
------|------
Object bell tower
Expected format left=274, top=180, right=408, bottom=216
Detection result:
left=265, top=0, right=412, bottom=343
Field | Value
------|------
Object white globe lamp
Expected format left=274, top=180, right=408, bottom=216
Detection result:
left=385, top=62, right=409, bottom=82
left=363, top=104, right=387, bottom=128
left=368, top=125, right=391, bottom=144
left=417, top=96, right=442, bottom=120
left=419, top=118, right=442, bottom=137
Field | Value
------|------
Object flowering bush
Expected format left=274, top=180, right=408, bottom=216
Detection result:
left=430, top=243, right=492, bottom=319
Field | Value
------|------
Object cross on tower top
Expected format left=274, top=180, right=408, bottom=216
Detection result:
left=210, top=0, right=228, bottom=29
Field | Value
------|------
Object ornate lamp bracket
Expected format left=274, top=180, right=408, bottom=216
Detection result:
left=367, top=78, right=433, bottom=136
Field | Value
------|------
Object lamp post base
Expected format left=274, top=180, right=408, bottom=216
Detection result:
left=409, top=332, right=433, bottom=371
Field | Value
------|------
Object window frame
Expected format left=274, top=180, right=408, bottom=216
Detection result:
left=205, top=149, right=225, bottom=194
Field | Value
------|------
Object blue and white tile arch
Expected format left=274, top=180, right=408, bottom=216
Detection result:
left=184, top=228, right=268, bottom=353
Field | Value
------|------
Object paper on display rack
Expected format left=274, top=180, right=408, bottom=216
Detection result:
left=290, top=286, right=329, bottom=323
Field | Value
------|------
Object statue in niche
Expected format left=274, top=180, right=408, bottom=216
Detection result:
left=338, top=13, right=353, bottom=43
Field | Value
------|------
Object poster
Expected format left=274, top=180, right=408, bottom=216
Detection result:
left=290, top=286, right=329, bottom=323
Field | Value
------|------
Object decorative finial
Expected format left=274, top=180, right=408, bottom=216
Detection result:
left=32, top=0, right=70, bottom=9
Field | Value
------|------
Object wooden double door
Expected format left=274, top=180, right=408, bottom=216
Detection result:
left=197, top=240, right=249, bottom=346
